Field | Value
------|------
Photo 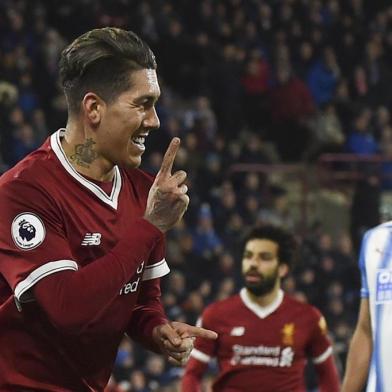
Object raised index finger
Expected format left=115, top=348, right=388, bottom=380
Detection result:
left=184, top=326, right=218, bottom=340
left=158, top=137, right=180, bottom=177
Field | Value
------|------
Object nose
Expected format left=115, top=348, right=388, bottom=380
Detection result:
left=247, top=257, right=259, bottom=268
left=143, top=107, right=160, bottom=130
left=251, top=259, right=260, bottom=268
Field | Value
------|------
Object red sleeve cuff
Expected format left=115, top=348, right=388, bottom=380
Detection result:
left=127, top=314, right=169, bottom=354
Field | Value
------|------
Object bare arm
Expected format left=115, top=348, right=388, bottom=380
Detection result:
left=342, top=299, right=372, bottom=392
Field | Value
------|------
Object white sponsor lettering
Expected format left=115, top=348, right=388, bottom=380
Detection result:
left=119, top=262, right=145, bottom=296
left=119, top=278, right=140, bottom=295
left=233, top=344, right=280, bottom=356
left=378, top=270, right=392, bottom=284
left=136, top=261, right=144, bottom=274
left=230, top=344, right=294, bottom=367
left=279, top=347, right=294, bottom=367
left=376, top=269, right=392, bottom=304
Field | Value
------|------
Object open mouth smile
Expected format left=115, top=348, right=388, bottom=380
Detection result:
left=131, top=133, right=149, bottom=151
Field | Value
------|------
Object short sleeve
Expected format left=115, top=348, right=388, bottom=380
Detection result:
left=359, top=230, right=371, bottom=298
left=0, top=180, right=76, bottom=302
left=305, top=307, right=333, bottom=364
left=142, top=234, right=169, bottom=281
left=191, top=306, right=218, bottom=363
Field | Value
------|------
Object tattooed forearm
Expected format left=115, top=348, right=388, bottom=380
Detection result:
left=70, top=138, right=98, bottom=168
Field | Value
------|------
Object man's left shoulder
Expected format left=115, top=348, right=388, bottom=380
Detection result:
left=283, top=294, right=322, bottom=320
left=202, top=294, right=242, bottom=324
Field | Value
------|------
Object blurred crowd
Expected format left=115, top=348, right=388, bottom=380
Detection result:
left=1, top=0, right=392, bottom=390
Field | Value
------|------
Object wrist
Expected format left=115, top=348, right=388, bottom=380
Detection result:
left=151, top=319, right=170, bottom=341
left=139, top=217, right=165, bottom=236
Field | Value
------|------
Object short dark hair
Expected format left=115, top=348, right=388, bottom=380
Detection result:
left=242, top=225, right=298, bottom=270
left=59, top=27, right=157, bottom=114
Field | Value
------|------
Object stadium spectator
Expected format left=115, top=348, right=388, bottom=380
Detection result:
left=9, top=123, right=39, bottom=165
left=307, top=46, right=341, bottom=106
left=192, top=203, right=223, bottom=260
left=306, top=102, right=345, bottom=160
left=345, top=109, right=379, bottom=155
left=182, top=225, right=340, bottom=392
left=269, top=63, right=316, bottom=161
left=240, top=48, right=271, bottom=131
left=0, top=27, right=216, bottom=390
left=293, top=41, right=315, bottom=82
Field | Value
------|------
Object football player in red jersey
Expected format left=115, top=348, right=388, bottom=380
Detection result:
left=182, top=225, right=340, bottom=392
left=0, top=27, right=216, bottom=391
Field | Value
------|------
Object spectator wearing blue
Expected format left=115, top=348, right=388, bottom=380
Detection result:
left=192, top=203, right=223, bottom=259
left=346, top=109, right=379, bottom=155
left=307, top=47, right=340, bottom=106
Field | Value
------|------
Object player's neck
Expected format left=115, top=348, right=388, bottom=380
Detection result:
left=61, top=124, right=115, bottom=182
left=246, top=285, right=281, bottom=308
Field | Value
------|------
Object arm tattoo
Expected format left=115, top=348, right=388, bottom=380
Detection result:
left=70, top=138, right=98, bottom=168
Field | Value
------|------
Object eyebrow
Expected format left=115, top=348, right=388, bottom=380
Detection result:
left=244, top=250, right=274, bottom=257
left=136, top=93, right=160, bottom=103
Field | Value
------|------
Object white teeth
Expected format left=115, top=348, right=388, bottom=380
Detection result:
left=132, top=136, right=145, bottom=145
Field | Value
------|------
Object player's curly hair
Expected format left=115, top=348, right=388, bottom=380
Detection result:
left=241, top=225, right=298, bottom=270
left=59, top=27, right=157, bottom=114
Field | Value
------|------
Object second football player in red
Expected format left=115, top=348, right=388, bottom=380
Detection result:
left=182, top=225, right=340, bottom=392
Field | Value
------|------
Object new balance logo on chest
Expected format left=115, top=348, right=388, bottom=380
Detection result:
left=81, top=233, right=102, bottom=246
left=231, top=326, right=245, bottom=336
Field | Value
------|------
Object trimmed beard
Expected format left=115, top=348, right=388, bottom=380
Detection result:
left=244, top=268, right=279, bottom=297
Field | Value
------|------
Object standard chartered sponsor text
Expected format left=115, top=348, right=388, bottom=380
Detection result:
left=231, top=345, right=294, bottom=367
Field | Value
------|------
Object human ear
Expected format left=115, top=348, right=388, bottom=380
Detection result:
left=278, top=263, right=289, bottom=278
left=82, top=93, right=104, bottom=125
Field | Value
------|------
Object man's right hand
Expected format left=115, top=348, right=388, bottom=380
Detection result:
left=144, top=138, right=189, bottom=233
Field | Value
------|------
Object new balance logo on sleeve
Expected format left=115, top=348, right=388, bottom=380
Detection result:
left=81, top=233, right=102, bottom=246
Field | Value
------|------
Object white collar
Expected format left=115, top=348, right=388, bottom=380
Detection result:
left=240, top=288, right=284, bottom=319
left=50, top=129, right=122, bottom=210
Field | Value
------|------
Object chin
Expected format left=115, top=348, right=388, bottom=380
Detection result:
left=123, top=144, right=144, bottom=168
left=245, top=281, right=276, bottom=297
left=128, top=159, right=142, bottom=169
left=117, top=156, right=141, bottom=169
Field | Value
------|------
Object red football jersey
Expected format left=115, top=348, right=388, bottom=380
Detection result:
left=188, top=289, right=332, bottom=392
left=0, top=129, right=169, bottom=391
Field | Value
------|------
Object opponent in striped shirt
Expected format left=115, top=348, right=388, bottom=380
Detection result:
left=343, top=222, right=392, bottom=392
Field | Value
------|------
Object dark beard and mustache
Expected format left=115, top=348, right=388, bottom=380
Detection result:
left=243, top=268, right=279, bottom=297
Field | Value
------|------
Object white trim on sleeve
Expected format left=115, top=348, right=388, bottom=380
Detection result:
left=312, top=346, right=333, bottom=364
left=142, top=258, right=170, bottom=281
left=14, top=260, right=78, bottom=302
left=190, top=348, right=211, bottom=363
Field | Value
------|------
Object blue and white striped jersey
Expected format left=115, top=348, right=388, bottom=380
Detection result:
left=359, top=222, right=392, bottom=392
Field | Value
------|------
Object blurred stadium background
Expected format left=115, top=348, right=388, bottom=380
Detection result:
left=2, top=0, right=392, bottom=390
